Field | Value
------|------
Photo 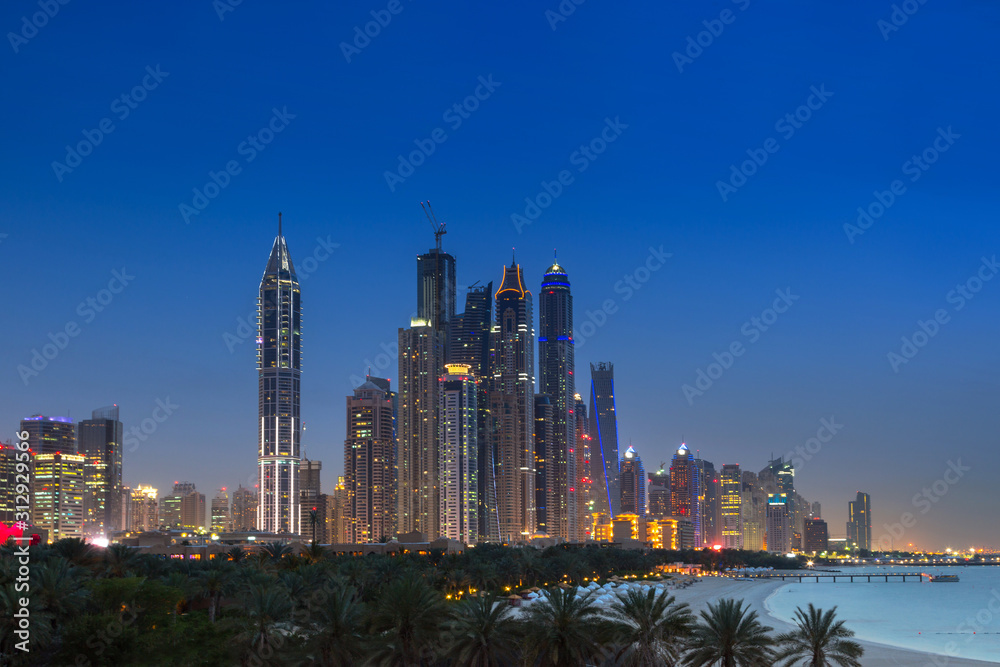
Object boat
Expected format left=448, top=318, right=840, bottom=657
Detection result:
left=929, top=574, right=959, bottom=583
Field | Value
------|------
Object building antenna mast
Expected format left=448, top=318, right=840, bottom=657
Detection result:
left=420, top=201, right=447, bottom=331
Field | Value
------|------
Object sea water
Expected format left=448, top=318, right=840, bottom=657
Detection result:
left=764, top=566, right=1000, bottom=663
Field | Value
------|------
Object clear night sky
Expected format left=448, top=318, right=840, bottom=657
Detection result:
left=3, top=1, right=997, bottom=549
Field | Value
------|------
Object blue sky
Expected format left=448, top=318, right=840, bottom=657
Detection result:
left=2, top=0, right=998, bottom=548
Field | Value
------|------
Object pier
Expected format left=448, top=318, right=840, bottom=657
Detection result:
left=734, top=572, right=928, bottom=582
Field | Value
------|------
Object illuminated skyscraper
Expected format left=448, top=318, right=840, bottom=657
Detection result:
left=211, top=489, right=230, bottom=532
left=720, top=464, right=743, bottom=549
left=538, top=259, right=576, bottom=541
left=299, top=458, right=322, bottom=530
left=847, top=492, right=871, bottom=551
left=257, top=214, right=302, bottom=534
left=740, top=471, right=765, bottom=551
left=647, top=464, right=669, bottom=519
left=573, top=394, right=593, bottom=541
left=439, top=364, right=478, bottom=543
left=695, top=458, right=719, bottom=547
left=21, top=415, right=76, bottom=455
left=231, top=485, right=258, bottom=532
left=130, top=485, right=158, bottom=532
left=489, top=259, right=535, bottom=542
left=619, top=446, right=645, bottom=516
left=345, top=378, right=396, bottom=543
left=766, top=493, right=792, bottom=553
left=669, top=444, right=701, bottom=542
left=32, top=452, right=85, bottom=542
left=77, top=405, right=123, bottom=536
left=804, top=518, right=829, bottom=553
left=589, top=362, right=620, bottom=516
left=417, top=247, right=456, bottom=333
left=533, top=394, right=554, bottom=534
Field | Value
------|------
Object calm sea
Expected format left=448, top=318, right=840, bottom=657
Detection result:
left=764, top=565, right=1000, bottom=664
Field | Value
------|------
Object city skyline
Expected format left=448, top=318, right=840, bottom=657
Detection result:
left=4, top=1, right=998, bottom=550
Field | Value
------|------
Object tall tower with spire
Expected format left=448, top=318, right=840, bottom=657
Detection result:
left=257, top=213, right=302, bottom=534
left=489, top=256, right=535, bottom=542
left=538, top=255, right=576, bottom=541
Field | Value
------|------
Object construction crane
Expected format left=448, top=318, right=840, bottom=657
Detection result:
left=419, top=201, right=447, bottom=331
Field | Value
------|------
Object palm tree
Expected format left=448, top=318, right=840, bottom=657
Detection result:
left=366, top=574, right=450, bottom=666
left=197, top=564, right=234, bottom=623
left=33, top=557, right=88, bottom=628
left=263, top=541, right=292, bottom=560
left=240, top=582, right=293, bottom=666
left=520, top=587, right=611, bottom=666
left=104, top=543, right=142, bottom=577
left=301, top=542, right=328, bottom=565
left=303, top=583, right=367, bottom=667
left=0, top=584, right=53, bottom=661
left=443, top=594, right=521, bottom=667
left=227, top=545, right=247, bottom=563
left=685, top=598, right=775, bottom=667
left=606, top=587, right=692, bottom=666
left=773, top=604, right=863, bottom=667
left=50, top=537, right=98, bottom=568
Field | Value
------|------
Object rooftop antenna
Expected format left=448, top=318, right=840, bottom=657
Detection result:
left=278, top=212, right=282, bottom=236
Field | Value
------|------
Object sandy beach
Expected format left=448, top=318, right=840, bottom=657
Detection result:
left=665, top=575, right=997, bottom=667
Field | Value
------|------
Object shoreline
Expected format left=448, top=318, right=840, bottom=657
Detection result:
left=665, top=576, right=998, bottom=667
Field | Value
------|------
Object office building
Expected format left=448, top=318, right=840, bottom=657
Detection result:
left=647, top=464, right=670, bottom=520
left=257, top=214, right=303, bottom=535
left=160, top=481, right=196, bottom=529
left=589, top=362, right=620, bottom=516
left=77, top=405, right=123, bottom=536
left=345, top=378, right=396, bottom=543
left=740, top=471, right=765, bottom=551
left=696, top=458, right=719, bottom=546
left=181, top=490, right=206, bottom=530
left=574, top=394, right=593, bottom=541
left=231, top=485, right=258, bottom=532
left=537, top=258, right=576, bottom=541
left=130, top=485, right=159, bottom=532
left=534, top=394, right=554, bottom=534
left=439, top=364, right=478, bottom=543
left=847, top=492, right=872, bottom=551
left=21, top=415, right=76, bottom=455
left=211, top=489, right=230, bottom=532
left=620, top=446, right=645, bottom=516
left=32, top=452, right=85, bottom=542
left=0, top=441, right=23, bottom=524
left=804, top=518, right=829, bottom=553
left=489, top=259, right=536, bottom=542
left=669, top=444, right=700, bottom=543
left=720, top=464, right=742, bottom=549
left=299, top=458, right=322, bottom=530
left=766, top=493, right=792, bottom=553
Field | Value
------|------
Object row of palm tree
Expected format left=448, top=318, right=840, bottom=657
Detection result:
left=1, top=538, right=852, bottom=666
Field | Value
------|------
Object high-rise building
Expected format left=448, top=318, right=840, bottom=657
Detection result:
left=21, top=415, right=76, bottom=455
left=740, top=471, right=765, bottom=551
left=695, top=458, right=718, bottom=547
left=847, top=492, right=872, bottom=552
left=231, top=485, right=258, bottom=532
left=647, top=464, right=670, bottom=520
left=533, top=394, right=553, bottom=534
left=299, top=458, right=322, bottom=530
left=32, top=452, right=85, bottom=542
left=0, top=441, right=23, bottom=525
left=766, top=493, right=792, bottom=553
left=334, top=476, right=349, bottom=543
left=589, top=362, right=620, bottom=517
left=804, top=518, right=829, bottom=553
left=345, top=378, right=396, bottom=543
left=669, top=444, right=700, bottom=542
left=257, top=215, right=302, bottom=535
left=116, top=487, right=132, bottom=534
left=181, top=490, right=206, bottom=530
left=538, top=259, right=576, bottom=541
left=574, top=394, right=593, bottom=541
left=77, top=405, right=123, bottom=536
left=130, top=485, right=158, bottom=532
left=417, top=247, right=456, bottom=334
left=211, top=489, right=230, bottom=532
left=619, top=446, right=645, bottom=516
left=160, top=481, right=196, bottom=529
left=489, top=260, right=536, bottom=543
left=398, top=319, right=444, bottom=539
left=811, top=501, right=822, bottom=519
left=720, top=464, right=743, bottom=549
left=439, top=364, right=478, bottom=544
left=448, top=283, right=496, bottom=542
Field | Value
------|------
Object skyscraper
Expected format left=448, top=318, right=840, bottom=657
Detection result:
left=231, top=485, right=258, bottom=532
left=573, top=394, right=593, bottom=541
left=345, top=378, right=396, bottom=543
left=695, top=458, right=719, bottom=547
left=647, top=464, right=670, bottom=519
left=720, top=464, right=743, bottom=549
left=299, top=458, right=322, bottom=530
left=181, top=489, right=206, bottom=530
left=77, top=405, right=123, bottom=536
left=766, top=493, right=792, bottom=553
left=533, top=394, right=554, bottom=534
left=489, top=260, right=535, bottom=542
left=847, top=492, right=872, bottom=552
left=448, top=283, right=496, bottom=542
left=0, top=442, right=22, bottom=525
left=160, top=481, right=196, bottom=529
left=804, top=518, right=829, bottom=553
left=417, top=247, right=456, bottom=333
left=669, top=444, right=700, bottom=542
left=740, top=471, right=765, bottom=551
left=398, top=320, right=444, bottom=539
left=619, top=446, right=645, bottom=516
left=538, top=259, right=576, bottom=541
left=439, top=364, right=478, bottom=543
left=589, top=362, right=620, bottom=517
left=211, top=489, right=230, bottom=532
left=130, top=485, right=158, bottom=532
left=21, top=415, right=76, bottom=455
left=32, top=452, right=85, bottom=542
left=257, top=214, right=302, bottom=534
